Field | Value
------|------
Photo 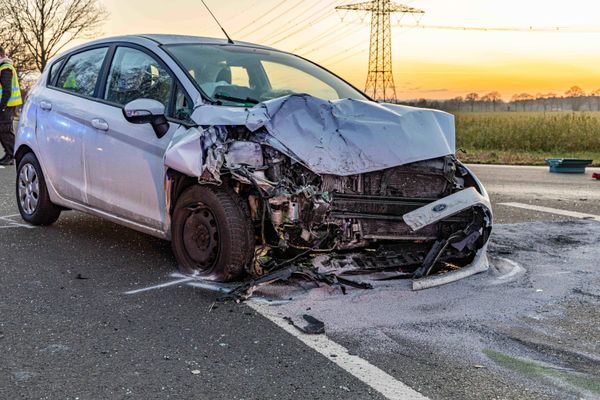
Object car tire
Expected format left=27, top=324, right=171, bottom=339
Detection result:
left=16, top=152, right=61, bottom=226
left=171, top=185, right=254, bottom=282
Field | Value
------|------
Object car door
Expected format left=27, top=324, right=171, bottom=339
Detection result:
left=35, top=47, right=109, bottom=203
left=85, top=45, right=193, bottom=231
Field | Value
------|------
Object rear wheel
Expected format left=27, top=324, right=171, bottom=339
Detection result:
left=16, top=152, right=61, bottom=225
left=171, top=185, right=254, bottom=282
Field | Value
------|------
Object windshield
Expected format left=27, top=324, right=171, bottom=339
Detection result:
left=164, top=44, right=369, bottom=106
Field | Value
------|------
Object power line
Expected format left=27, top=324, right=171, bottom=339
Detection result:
left=232, top=0, right=292, bottom=36
left=267, top=10, right=336, bottom=47
left=292, top=21, right=357, bottom=54
left=321, top=48, right=369, bottom=67
left=395, top=23, right=600, bottom=33
left=226, top=0, right=263, bottom=24
left=258, top=0, right=340, bottom=43
left=318, top=43, right=369, bottom=65
left=263, top=2, right=341, bottom=46
left=241, top=1, right=307, bottom=40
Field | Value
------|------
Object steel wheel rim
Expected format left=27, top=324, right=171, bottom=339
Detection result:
left=182, top=204, right=220, bottom=273
left=18, top=163, right=39, bottom=215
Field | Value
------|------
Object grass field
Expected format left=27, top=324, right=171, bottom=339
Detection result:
left=455, top=112, right=600, bottom=166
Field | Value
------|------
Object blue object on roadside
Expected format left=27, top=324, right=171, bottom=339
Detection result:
left=545, top=158, right=593, bottom=174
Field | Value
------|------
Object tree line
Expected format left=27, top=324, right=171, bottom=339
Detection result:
left=400, top=86, right=600, bottom=112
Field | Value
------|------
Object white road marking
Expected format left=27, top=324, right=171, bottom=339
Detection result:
left=124, top=278, right=194, bottom=295
left=125, top=276, right=429, bottom=399
left=248, top=301, right=429, bottom=400
left=499, top=202, right=600, bottom=222
left=0, top=215, right=34, bottom=229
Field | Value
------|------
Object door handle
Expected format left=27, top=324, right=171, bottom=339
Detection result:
left=39, top=101, right=52, bottom=111
left=91, top=118, right=109, bottom=131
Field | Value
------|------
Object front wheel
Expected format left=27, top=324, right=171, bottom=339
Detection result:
left=171, top=185, right=254, bottom=282
left=16, top=152, right=61, bottom=225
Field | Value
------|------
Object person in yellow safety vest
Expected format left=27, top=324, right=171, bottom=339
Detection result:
left=0, top=46, right=23, bottom=166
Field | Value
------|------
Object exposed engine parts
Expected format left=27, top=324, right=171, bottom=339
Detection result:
left=201, top=128, right=492, bottom=281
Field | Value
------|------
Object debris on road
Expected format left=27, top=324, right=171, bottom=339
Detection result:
left=219, top=264, right=373, bottom=302
left=545, top=158, right=592, bottom=173
left=593, top=172, right=600, bottom=180
left=284, top=314, right=326, bottom=335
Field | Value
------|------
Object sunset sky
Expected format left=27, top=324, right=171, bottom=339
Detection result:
left=88, top=0, right=600, bottom=100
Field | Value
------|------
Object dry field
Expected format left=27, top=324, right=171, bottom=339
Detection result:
left=455, top=112, right=600, bottom=166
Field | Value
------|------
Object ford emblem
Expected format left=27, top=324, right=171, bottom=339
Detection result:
left=433, top=204, right=447, bottom=213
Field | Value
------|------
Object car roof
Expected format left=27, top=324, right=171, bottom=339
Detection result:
left=137, top=34, right=271, bottom=48
left=67, top=34, right=275, bottom=51
left=48, top=34, right=278, bottom=68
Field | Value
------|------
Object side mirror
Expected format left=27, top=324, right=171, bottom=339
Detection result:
left=123, top=99, right=170, bottom=138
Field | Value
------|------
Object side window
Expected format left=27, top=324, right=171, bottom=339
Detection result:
left=47, top=59, right=64, bottom=86
left=172, top=83, right=193, bottom=123
left=55, top=47, right=108, bottom=96
left=104, top=47, right=173, bottom=106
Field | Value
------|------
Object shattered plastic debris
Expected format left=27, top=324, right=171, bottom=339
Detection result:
left=219, top=264, right=372, bottom=302
left=284, top=314, right=325, bottom=335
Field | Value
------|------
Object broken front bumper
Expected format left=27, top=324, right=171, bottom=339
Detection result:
left=403, top=187, right=492, bottom=232
left=405, top=165, right=493, bottom=288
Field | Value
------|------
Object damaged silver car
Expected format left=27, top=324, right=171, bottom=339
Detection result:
left=15, top=35, right=492, bottom=286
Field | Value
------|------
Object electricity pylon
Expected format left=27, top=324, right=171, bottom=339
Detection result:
left=336, top=1, right=424, bottom=102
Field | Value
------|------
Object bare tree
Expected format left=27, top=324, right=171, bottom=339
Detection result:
left=511, top=93, right=533, bottom=112
left=0, top=0, right=108, bottom=72
left=481, top=91, right=502, bottom=112
left=0, top=22, right=37, bottom=78
left=465, top=92, right=479, bottom=112
left=565, top=86, right=585, bottom=98
left=544, top=93, right=557, bottom=111
left=591, top=89, right=600, bottom=111
left=565, top=86, right=586, bottom=111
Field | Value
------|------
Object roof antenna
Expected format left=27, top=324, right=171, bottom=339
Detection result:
left=200, top=0, right=234, bottom=44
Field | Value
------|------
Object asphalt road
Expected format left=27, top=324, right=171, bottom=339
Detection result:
left=1, top=163, right=599, bottom=400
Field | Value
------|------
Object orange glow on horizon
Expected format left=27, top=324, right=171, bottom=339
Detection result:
left=74, top=0, right=600, bottom=100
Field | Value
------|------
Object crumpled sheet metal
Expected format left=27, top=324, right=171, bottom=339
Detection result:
left=164, top=125, right=227, bottom=182
left=187, top=94, right=456, bottom=176
left=164, top=126, right=204, bottom=177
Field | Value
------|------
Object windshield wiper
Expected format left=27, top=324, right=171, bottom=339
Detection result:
left=214, top=93, right=260, bottom=105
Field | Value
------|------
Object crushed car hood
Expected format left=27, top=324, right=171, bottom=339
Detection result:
left=187, top=94, right=456, bottom=176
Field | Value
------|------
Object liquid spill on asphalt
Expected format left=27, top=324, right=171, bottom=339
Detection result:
left=240, top=220, right=600, bottom=400
left=125, top=220, right=600, bottom=400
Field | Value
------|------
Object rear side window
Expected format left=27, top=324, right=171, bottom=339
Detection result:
left=55, top=47, right=108, bottom=97
left=173, top=83, right=193, bottom=123
left=47, top=59, right=64, bottom=86
left=104, top=47, right=173, bottom=107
